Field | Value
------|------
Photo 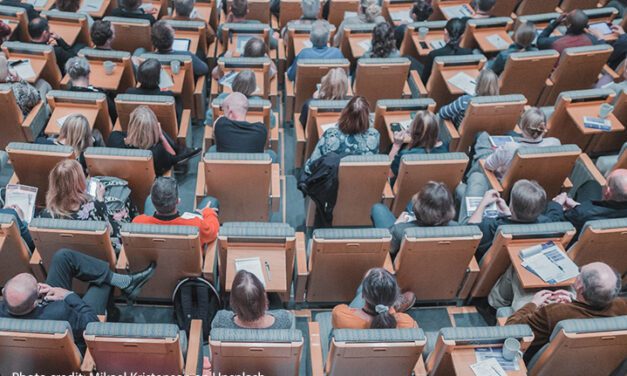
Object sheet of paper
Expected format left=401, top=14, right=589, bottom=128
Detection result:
left=390, top=10, right=412, bottom=22
left=56, top=114, right=72, bottom=127
left=358, top=39, right=372, bottom=52
left=399, top=118, right=413, bottom=130
left=475, top=347, right=520, bottom=371
left=489, top=135, right=515, bottom=148
left=466, top=196, right=498, bottom=218
left=470, top=358, right=507, bottom=376
left=190, top=7, right=199, bottom=19
left=236, top=35, right=254, bottom=53
left=234, top=257, right=266, bottom=287
left=447, top=71, right=476, bottom=95
left=486, top=34, right=510, bottom=50
left=159, top=69, right=174, bottom=89
left=430, top=39, right=446, bottom=49
left=344, top=11, right=358, bottom=19
left=181, top=212, right=203, bottom=220
left=26, top=0, right=48, bottom=7
left=139, top=3, right=153, bottom=12
left=320, top=122, right=337, bottom=133
left=302, top=40, right=313, bottom=48
left=5, top=184, right=38, bottom=223
left=442, top=4, right=473, bottom=19
left=11, top=59, right=36, bottom=80
left=80, top=0, right=102, bottom=12
left=521, top=244, right=579, bottom=283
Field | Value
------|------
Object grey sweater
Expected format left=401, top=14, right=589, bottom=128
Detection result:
left=211, top=309, right=294, bottom=330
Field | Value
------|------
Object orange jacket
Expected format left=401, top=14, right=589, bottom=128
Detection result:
left=132, top=208, right=219, bottom=245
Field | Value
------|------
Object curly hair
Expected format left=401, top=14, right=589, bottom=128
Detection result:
left=370, top=22, right=396, bottom=58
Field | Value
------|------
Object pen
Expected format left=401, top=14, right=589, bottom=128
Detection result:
left=265, top=261, right=271, bottom=281
left=548, top=257, right=565, bottom=272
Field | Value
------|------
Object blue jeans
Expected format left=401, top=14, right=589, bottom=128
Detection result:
left=371, top=203, right=396, bottom=229
left=143, top=196, right=219, bottom=216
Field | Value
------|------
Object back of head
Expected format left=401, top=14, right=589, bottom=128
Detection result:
left=46, top=159, right=88, bottom=217
left=127, top=105, right=160, bottom=149
left=606, top=169, right=627, bottom=201
left=56, top=0, right=80, bottom=12
left=408, top=110, right=439, bottom=150
left=338, top=96, right=370, bottom=135
left=0, top=20, right=11, bottom=41
left=137, top=58, right=162, bottom=89
left=231, top=70, right=257, bottom=97
left=174, top=0, right=195, bottom=18
left=230, top=0, right=249, bottom=18
left=59, top=114, right=92, bottom=155
left=28, top=17, right=49, bottom=40
left=370, top=22, right=395, bottom=58
left=301, top=0, right=320, bottom=19
left=475, top=69, right=499, bottom=96
left=567, top=9, right=588, bottom=35
left=363, top=3, right=382, bottom=23
left=519, top=107, right=546, bottom=140
left=514, top=22, right=536, bottom=48
left=477, top=0, right=496, bottom=12
left=91, top=20, right=114, bottom=47
left=121, top=0, right=141, bottom=10
left=362, top=268, right=400, bottom=329
left=309, top=20, right=330, bottom=48
left=445, top=18, right=466, bottom=46
left=2, top=273, right=39, bottom=316
left=222, top=92, right=249, bottom=119
left=150, top=176, right=179, bottom=214
left=580, top=262, right=620, bottom=309
left=318, top=67, right=348, bottom=100
left=412, top=181, right=456, bottom=226
left=243, top=37, right=267, bottom=57
left=411, top=0, right=433, bottom=22
left=230, top=270, right=268, bottom=322
left=65, top=56, right=90, bottom=81
left=151, top=20, right=174, bottom=51
left=509, top=179, right=546, bottom=222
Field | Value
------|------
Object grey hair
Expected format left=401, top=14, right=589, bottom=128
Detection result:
left=65, top=56, right=90, bottom=81
left=174, top=0, right=195, bottom=17
left=301, top=0, right=320, bottom=19
left=150, top=177, right=179, bottom=214
left=581, top=268, right=621, bottom=309
left=310, top=20, right=330, bottom=48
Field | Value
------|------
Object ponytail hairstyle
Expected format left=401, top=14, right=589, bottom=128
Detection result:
left=362, top=268, right=400, bottom=329
left=519, top=107, right=547, bottom=140
left=444, top=18, right=466, bottom=50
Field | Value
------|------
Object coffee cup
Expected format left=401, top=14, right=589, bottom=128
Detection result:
left=103, top=60, right=116, bottom=75
left=418, top=27, right=429, bottom=39
left=599, top=103, right=614, bottom=119
left=502, top=337, right=523, bottom=361
left=170, top=60, right=181, bottom=75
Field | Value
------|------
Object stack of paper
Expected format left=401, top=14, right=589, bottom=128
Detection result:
left=219, top=71, right=238, bottom=88
left=159, top=69, right=174, bottom=89
left=11, top=59, right=36, bottom=80
left=486, top=34, right=510, bottom=50
left=470, top=358, right=507, bottom=376
left=583, top=116, right=612, bottom=131
left=447, top=72, right=477, bottom=95
left=442, top=4, right=473, bottom=19
left=520, top=242, right=580, bottom=284
left=5, top=184, right=38, bottom=223
left=475, top=347, right=520, bottom=371
left=235, top=257, right=266, bottom=286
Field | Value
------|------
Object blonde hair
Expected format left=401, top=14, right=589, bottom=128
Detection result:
left=475, top=69, right=499, bottom=96
left=59, top=114, right=92, bottom=155
left=318, top=68, right=348, bottom=100
left=45, top=159, right=90, bottom=217
left=125, top=106, right=161, bottom=150
left=519, top=107, right=547, bottom=140
left=363, top=3, right=382, bottom=22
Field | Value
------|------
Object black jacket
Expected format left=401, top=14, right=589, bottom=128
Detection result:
left=421, top=43, right=474, bottom=84
left=298, top=151, right=345, bottom=227
left=69, top=85, right=117, bottom=124
left=107, top=131, right=177, bottom=176
left=1, top=0, right=39, bottom=20
left=110, top=7, right=156, bottom=24
left=214, top=117, right=267, bottom=153
left=545, top=200, right=627, bottom=236
left=608, top=34, right=627, bottom=70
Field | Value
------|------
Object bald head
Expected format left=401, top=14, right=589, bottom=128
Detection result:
left=577, top=262, right=620, bottom=309
left=604, top=169, right=627, bottom=201
left=222, top=92, right=249, bottom=121
left=567, top=10, right=588, bottom=34
left=2, top=273, right=38, bottom=316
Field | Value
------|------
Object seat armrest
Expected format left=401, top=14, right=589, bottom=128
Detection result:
left=29, top=249, right=46, bottom=282
left=441, top=119, right=460, bottom=152
left=271, top=163, right=281, bottom=212
left=178, top=109, right=193, bottom=146
left=203, top=125, right=213, bottom=151
left=8, top=173, right=19, bottom=185
left=195, top=161, right=206, bottom=208
left=294, top=113, right=306, bottom=168
left=285, top=72, right=294, bottom=97
left=294, top=232, right=308, bottom=303
left=184, top=319, right=203, bottom=376
left=479, top=160, right=504, bottom=193
left=383, top=252, right=395, bottom=274
left=382, top=181, right=394, bottom=208
left=22, top=101, right=46, bottom=141
left=81, top=349, right=96, bottom=373
left=194, top=75, right=208, bottom=120
left=602, top=64, right=620, bottom=82
left=409, top=70, right=427, bottom=97
left=308, top=322, right=325, bottom=376
left=578, top=153, right=607, bottom=186
left=458, top=256, right=479, bottom=300
left=202, top=240, right=217, bottom=284
left=115, top=247, right=129, bottom=272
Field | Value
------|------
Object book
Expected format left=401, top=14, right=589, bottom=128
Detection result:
left=447, top=72, right=477, bottom=95
left=10, top=59, right=36, bottom=80
left=234, top=257, right=266, bottom=287
left=5, top=184, right=38, bottom=223
left=429, top=39, right=446, bottom=49
left=486, top=34, right=510, bottom=50
left=489, top=135, right=515, bottom=148
left=441, top=4, right=473, bottom=19
left=159, top=69, right=174, bottom=89
left=583, top=116, right=612, bottom=131
left=466, top=196, right=498, bottom=218
left=519, top=241, right=579, bottom=284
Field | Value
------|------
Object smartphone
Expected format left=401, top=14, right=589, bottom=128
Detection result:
left=419, top=41, right=429, bottom=49
left=88, top=178, right=99, bottom=198
left=391, top=122, right=402, bottom=132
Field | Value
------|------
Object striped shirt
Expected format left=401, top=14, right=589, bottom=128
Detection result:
left=438, top=94, right=473, bottom=128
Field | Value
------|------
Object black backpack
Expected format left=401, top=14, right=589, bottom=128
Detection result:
left=172, top=277, right=221, bottom=341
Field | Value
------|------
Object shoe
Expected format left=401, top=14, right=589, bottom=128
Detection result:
left=121, top=262, right=157, bottom=302
left=394, top=292, right=416, bottom=313
left=173, top=147, right=202, bottom=164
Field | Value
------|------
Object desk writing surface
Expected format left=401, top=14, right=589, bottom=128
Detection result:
left=387, top=4, right=413, bottom=26
left=225, top=247, right=287, bottom=292
left=451, top=348, right=527, bottom=376
left=194, top=3, right=212, bottom=24
left=507, top=242, right=577, bottom=289
left=161, top=66, right=185, bottom=95
left=565, top=105, right=625, bottom=135
left=9, top=56, right=46, bottom=84
left=48, top=21, right=82, bottom=47
left=79, top=0, right=109, bottom=18
left=383, top=112, right=413, bottom=142
left=413, top=32, right=447, bottom=57
left=314, top=113, right=342, bottom=140
left=348, top=35, right=372, bottom=58
left=441, top=69, right=480, bottom=95
left=46, top=105, right=99, bottom=135
left=474, top=29, right=513, bottom=54
left=88, top=62, right=125, bottom=91
left=293, top=34, right=312, bottom=57
left=22, top=0, right=54, bottom=11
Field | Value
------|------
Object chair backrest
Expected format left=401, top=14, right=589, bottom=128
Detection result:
left=6, top=142, right=74, bottom=206
left=164, top=19, right=208, bottom=57
left=470, top=222, right=576, bottom=298
left=499, top=144, right=582, bottom=200
left=303, top=99, right=350, bottom=161
left=83, top=147, right=155, bottom=212
left=461, top=17, right=513, bottom=51
left=427, top=54, right=486, bottom=111
left=392, top=152, right=469, bottom=216
left=583, top=7, right=618, bottom=25
left=334, top=155, right=390, bottom=226
left=590, top=89, right=627, bottom=154
left=280, top=0, right=306, bottom=28
left=294, top=58, right=350, bottom=112
left=455, top=94, right=527, bottom=153
left=0, top=318, right=82, bottom=374
left=0, top=83, right=47, bottom=148
left=79, top=48, right=136, bottom=93
left=515, top=0, right=559, bottom=16
left=305, top=228, right=391, bottom=303
left=427, top=325, right=534, bottom=376
left=0, top=5, right=28, bottom=39
left=114, top=94, right=179, bottom=140
left=46, top=90, right=113, bottom=140
left=219, top=23, right=271, bottom=54
left=499, top=50, right=560, bottom=106
left=528, top=316, right=627, bottom=376
left=395, top=226, right=483, bottom=302
left=354, top=58, right=411, bottom=111
left=218, top=56, right=271, bottom=98
left=373, top=98, right=437, bottom=151
left=42, top=10, right=91, bottom=46
left=514, top=11, right=560, bottom=30
left=120, top=223, right=202, bottom=301
left=210, top=328, right=303, bottom=376
left=202, top=152, right=272, bottom=222
left=568, top=218, right=627, bottom=278
left=2, top=41, right=62, bottom=89
left=103, top=16, right=152, bottom=52
left=0, top=214, right=33, bottom=287
left=490, top=0, right=518, bottom=17
left=559, top=0, right=600, bottom=12
left=84, top=322, right=186, bottom=373
left=327, top=0, right=360, bottom=27
left=29, top=218, right=116, bottom=270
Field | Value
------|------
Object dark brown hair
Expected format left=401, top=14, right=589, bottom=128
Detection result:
left=412, top=182, right=456, bottom=226
left=338, top=96, right=370, bottom=135
left=229, top=270, right=268, bottom=322
left=151, top=21, right=174, bottom=51
left=56, top=0, right=80, bottom=12
left=362, top=268, right=400, bottom=329
left=407, top=111, right=439, bottom=151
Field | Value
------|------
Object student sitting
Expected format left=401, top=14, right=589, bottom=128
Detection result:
left=216, top=0, right=278, bottom=49
left=472, top=0, right=496, bottom=19
left=362, top=22, right=401, bottom=59
left=537, top=10, right=602, bottom=55
left=0, top=55, right=42, bottom=117
left=371, top=182, right=456, bottom=255
left=65, top=56, right=117, bottom=123
left=212, top=270, right=294, bottom=329
left=55, top=0, right=94, bottom=27
left=110, top=0, right=157, bottom=25
left=212, top=37, right=278, bottom=81
left=164, top=0, right=216, bottom=46
left=28, top=17, right=80, bottom=74
left=488, top=22, right=537, bottom=75
left=133, top=177, right=219, bottom=246
left=281, top=0, right=320, bottom=40
left=332, top=268, right=417, bottom=329
left=421, top=18, right=473, bottom=84
left=287, top=20, right=343, bottom=81
left=151, top=20, right=209, bottom=78
left=299, top=67, right=350, bottom=129
left=334, top=0, right=385, bottom=47
left=90, top=20, right=115, bottom=50
left=394, top=0, right=432, bottom=50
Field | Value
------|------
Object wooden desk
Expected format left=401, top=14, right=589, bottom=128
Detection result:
left=46, top=105, right=99, bottom=135
left=566, top=105, right=625, bottom=136
left=194, top=3, right=213, bottom=25
left=293, top=34, right=312, bottom=57
left=8, top=57, right=46, bottom=84
left=225, top=247, right=287, bottom=292
left=382, top=112, right=413, bottom=143
left=348, top=35, right=371, bottom=59
left=226, top=34, right=260, bottom=57
left=507, top=242, right=577, bottom=289
left=451, top=348, right=527, bottom=376
left=387, top=4, right=413, bottom=27
left=440, top=2, right=474, bottom=20
left=441, top=69, right=480, bottom=96
left=48, top=21, right=82, bottom=48
left=314, top=113, right=342, bottom=141
left=60, top=62, right=125, bottom=92
left=79, top=0, right=109, bottom=19
left=412, top=32, right=447, bottom=58
left=161, top=66, right=185, bottom=96
left=474, top=30, right=513, bottom=54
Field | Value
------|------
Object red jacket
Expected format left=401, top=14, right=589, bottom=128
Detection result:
left=133, top=208, right=219, bottom=245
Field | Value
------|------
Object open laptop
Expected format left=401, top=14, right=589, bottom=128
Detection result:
left=172, top=38, right=191, bottom=52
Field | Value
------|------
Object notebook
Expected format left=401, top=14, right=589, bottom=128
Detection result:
left=447, top=72, right=476, bottom=95
left=234, top=257, right=266, bottom=287
left=441, top=4, right=473, bottom=19
left=430, top=39, right=446, bottom=49
left=519, top=241, right=579, bottom=284
left=466, top=196, right=498, bottom=218
left=5, top=184, right=38, bottom=223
